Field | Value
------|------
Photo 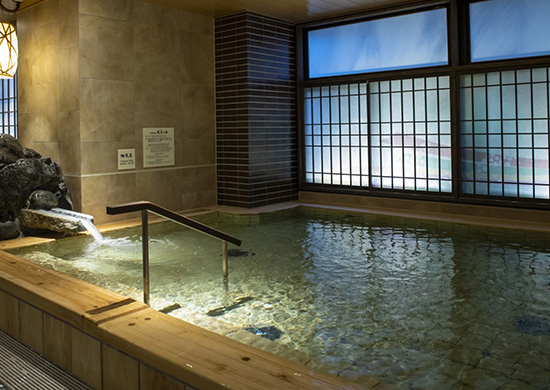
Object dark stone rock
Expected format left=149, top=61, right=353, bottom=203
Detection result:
left=0, top=218, right=20, bottom=240
left=0, top=138, right=74, bottom=240
left=0, top=157, right=67, bottom=216
left=54, top=180, right=73, bottom=210
left=26, top=190, right=59, bottom=210
left=19, top=209, right=82, bottom=238
left=0, top=133, right=24, bottom=164
left=23, top=147, right=42, bottom=159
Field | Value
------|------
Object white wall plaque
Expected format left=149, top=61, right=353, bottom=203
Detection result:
left=118, top=148, right=136, bottom=170
left=143, top=127, right=175, bottom=168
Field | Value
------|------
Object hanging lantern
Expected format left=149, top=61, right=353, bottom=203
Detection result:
left=0, top=22, right=17, bottom=79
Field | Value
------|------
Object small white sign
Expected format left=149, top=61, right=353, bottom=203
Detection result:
left=143, top=127, right=175, bottom=168
left=118, top=148, right=135, bottom=170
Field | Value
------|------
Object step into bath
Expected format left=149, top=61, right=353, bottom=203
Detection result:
left=0, top=330, right=91, bottom=390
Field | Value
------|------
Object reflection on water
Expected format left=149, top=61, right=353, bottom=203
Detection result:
left=9, top=208, right=550, bottom=389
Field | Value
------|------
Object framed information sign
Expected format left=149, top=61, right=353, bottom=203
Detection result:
left=143, top=127, right=175, bottom=168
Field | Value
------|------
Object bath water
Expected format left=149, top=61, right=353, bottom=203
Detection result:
left=9, top=207, right=550, bottom=389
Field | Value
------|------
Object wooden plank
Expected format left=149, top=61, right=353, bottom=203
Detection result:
left=44, top=313, right=72, bottom=372
left=102, top=344, right=139, bottom=390
left=0, top=250, right=377, bottom=390
left=0, top=250, right=133, bottom=330
left=0, top=236, right=55, bottom=251
left=0, top=289, right=19, bottom=338
left=18, top=301, right=44, bottom=354
left=98, top=309, right=369, bottom=390
left=71, top=328, right=102, bottom=390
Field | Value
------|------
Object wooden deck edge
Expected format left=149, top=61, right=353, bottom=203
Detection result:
left=0, top=249, right=369, bottom=390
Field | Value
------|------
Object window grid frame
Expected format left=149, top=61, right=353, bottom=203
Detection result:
left=369, top=75, right=452, bottom=193
left=298, top=0, right=550, bottom=209
left=459, top=67, right=550, bottom=200
left=303, top=82, right=369, bottom=187
left=0, top=76, right=17, bottom=138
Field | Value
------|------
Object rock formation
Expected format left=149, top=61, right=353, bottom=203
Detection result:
left=0, top=133, right=74, bottom=240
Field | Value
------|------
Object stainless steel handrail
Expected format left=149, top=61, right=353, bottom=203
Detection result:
left=107, top=201, right=241, bottom=305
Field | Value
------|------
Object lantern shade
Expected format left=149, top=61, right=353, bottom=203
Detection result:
left=0, top=22, right=17, bottom=79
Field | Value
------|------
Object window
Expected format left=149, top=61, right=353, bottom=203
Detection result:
left=299, top=1, right=550, bottom=207
left=303, top=83, right=368, bottom=186
left=470, top=0, right=550, bottom=62
left=307, top=8, right=448, bottom=78
left=370, top=76, right=452, bottom=192
left=460, top=68, right=550, bottom=199
left=0, top=76, right=17, bottom=137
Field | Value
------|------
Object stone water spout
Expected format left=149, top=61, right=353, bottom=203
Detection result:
left=0, top=133, right=78, bottom=240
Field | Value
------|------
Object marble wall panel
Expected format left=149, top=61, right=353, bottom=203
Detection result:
left=133, top=2, right=183, bottom=56
left=179, top=138, right=216, bottom=166
left=32, top=0, right=60, bottom=27
left=79, top=14, right=134, bottom=81
left=32, top=82, right=60, bottom=143
left=80, top=0, right=133, bottom=21
left=32, top=23, right=60, bottom=84
left=59, top=0, right=79, bottom=49
left=32, top=141, right=61, bottom=164
left=134, top=55, right=182, bottom=119
left=181, top=189, right=216, bottom=210
left=180, top=165, right=216, bottom=193
left=17, top=0, right=218, bottom=222
left=81, top=141, right=134, bottom=174
left=181, top=85, right=215, bottom=139
left=59, top=46, right=80, bottom=112
left=80, top=173, right=136, bottom=209
left=181, top=32, right=215, bottom=86
left=80, top=79, right=134, bottom=143
left=135, top=169, right=183, bottom=211
left=58, top=110, right=81, bottom=175
left=179, top=10, right=213, bottom=35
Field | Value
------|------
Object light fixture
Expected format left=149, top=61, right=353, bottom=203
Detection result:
left=0, top=0, right=22, bottom=13
left=0, top=22, right=17, bottom=78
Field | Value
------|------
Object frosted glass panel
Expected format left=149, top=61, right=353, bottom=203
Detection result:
left=470, top=0, right=550, bottom=62
left=303, top=83, right=368, bottom=186
left=308, top=8, right=448, bottom=78
left=370, top=75, right=452, bottom=192
left=460, top=68, right=550, bottom=199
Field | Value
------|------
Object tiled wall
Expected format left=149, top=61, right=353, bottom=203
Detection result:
left=215, top=12, right=298, bottom=208
left=17, top=0, right=217, bottom=223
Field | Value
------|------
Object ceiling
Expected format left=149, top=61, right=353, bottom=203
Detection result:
left=12, top=0, right=419, bottom=24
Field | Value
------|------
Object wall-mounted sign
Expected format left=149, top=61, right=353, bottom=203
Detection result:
left=118, top=148, right=135, bottom=170
left=143, top=127, right=175, bottom=168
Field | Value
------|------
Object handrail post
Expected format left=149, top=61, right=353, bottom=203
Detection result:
left=222, top=241, right=228, bottom=293
left=142, top=210, right=150, bottom=306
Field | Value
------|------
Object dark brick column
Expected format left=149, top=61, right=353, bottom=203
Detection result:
left=215, top=12, right=298, bottom=208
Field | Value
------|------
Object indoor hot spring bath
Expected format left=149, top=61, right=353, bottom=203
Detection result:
left=7, top=206, right=550, bottom=389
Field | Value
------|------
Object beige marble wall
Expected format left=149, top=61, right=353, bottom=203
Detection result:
left=17, top=0, right=81, bottom=182
left=17, top=0, right=216, bottom=224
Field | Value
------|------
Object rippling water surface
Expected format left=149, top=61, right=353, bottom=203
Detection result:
left=10, top=208, right=550, bottom=389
